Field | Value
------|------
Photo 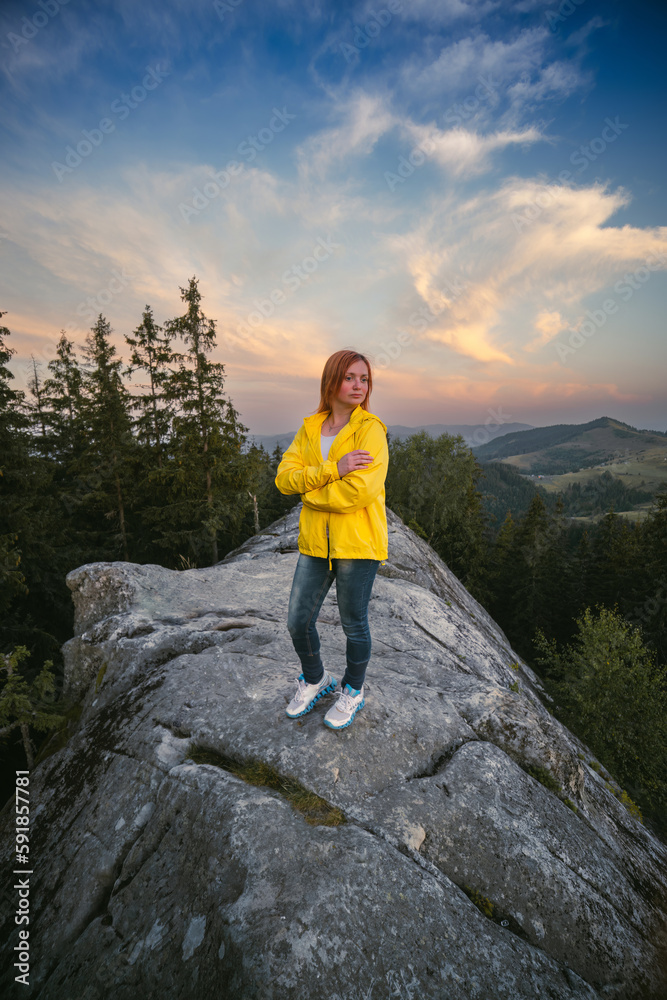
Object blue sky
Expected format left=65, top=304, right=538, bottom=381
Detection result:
left=1, top=0, right=666, bottom=434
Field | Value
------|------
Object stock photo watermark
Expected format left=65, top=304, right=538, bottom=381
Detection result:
left=628, top=576, right=667, bottom=632
left=5, top=0, right=69, bottom=54
left=50, top=64, right=170, bottom=181
left=553, top=250, right=667, bottom=363
left=512, top=116, right=629, bottom=233
left=21, top=267, right=136, bottom=379
left=236, top=236, right=341, bottom=337
left=545, top=0, right=588, bottom=33
left=213, top=0, right=245, bottom=21
left=338, top=1, right=403, bottom=64
left=384, top=76, right=499, bottom=192
left=570, top=116, right=629, bottom=172
left=469, top=406, right=514, bottom=447
left=442, top=75, right=500, bottom=127
left=372, top=275, right=470, bottom=369
left=75, top=268, right=133, bottom=323
left=178, top=106, right=296, bottom=222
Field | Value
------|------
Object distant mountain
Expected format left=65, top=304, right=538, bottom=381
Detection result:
left=472, top=416, right=667, bottom=475
left=385, top=422, right=533, bottom=445
left=246, top=421, right=534, bottom=454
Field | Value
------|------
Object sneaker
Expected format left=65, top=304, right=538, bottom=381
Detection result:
left=324, top=684, right=365, bottom=730
left=285, top=671, right=337, bottom=718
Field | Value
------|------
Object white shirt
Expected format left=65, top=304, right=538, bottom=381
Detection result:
left=320, top=433, right=334, bottom=461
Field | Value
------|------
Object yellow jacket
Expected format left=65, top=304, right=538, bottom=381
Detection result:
left=275, top=405, right=389, bottom=569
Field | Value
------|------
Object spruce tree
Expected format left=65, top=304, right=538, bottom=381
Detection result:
left=38, top=333, right=95, bottom=584
left=385, top=431, right=486, bottom=592
left=0, top=314, right=31, bottom=649
left=538, top=495, right=574, bottom=645
left=154, top=277, right=249, bottom=565
left=630, top=490, right=667, bottom=659
left=0, top=311, right=29, bottom=482
left=78, top=315, right=135, bottom=561
left=26, top=356, right=49, bottom=449
left=125, top=305, right=174, bottom=467
left=587, top=510, right=637, bottom=613
left=240, top=441, right=299, bottom=538
left=487, top=510, right=516, bottom=630
left=507, top=492, right=552, bottom=653
left=42, top=333, right=86, bottom=466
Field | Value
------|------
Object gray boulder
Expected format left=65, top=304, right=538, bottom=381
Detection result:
left=1, top=506, right=666, bottom=999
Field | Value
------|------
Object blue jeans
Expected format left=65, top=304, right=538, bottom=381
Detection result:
left=287, top=553, right=380, bottom=691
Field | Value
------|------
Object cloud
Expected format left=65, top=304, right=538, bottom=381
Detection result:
left=566, top=16, right=609, bottom=48
left=399, top=25, right=589, bottom=132
left=504, top=58, right=587, bottom=112
left=369, top=365, right=646, bottom=420
left=401, top=0, right=500, bottom=26
left=295, top=85, right=545, bottom=184
left=384, top=178, right=667, bottom=366
left=525, top=310, right=569, bottom=350
left=404, top=120, right=544, bottom=175
left=401, top=28, right=549, bottom=97
left=296, top=91, right=395, bottom=180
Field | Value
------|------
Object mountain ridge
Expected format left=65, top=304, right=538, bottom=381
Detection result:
left=246, top=421, right=534, bottom=454
left=472, top=416, right=667, bottom=477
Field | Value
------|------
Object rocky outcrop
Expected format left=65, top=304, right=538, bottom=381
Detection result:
left=1, top=506, right=666, bottom=999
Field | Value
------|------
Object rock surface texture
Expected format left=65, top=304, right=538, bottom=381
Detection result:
left=1, top=506, right=666, bottom=999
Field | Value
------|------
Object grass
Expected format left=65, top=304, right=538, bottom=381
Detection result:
left=462, top=884, right=495, bottom=919
left=95, top=662, right=107, bottom=693
left=526, top=764, right=561, bottom=794
left=604, top=780, right=643, bottom=823
left=186, top=744, right=347, bottom=827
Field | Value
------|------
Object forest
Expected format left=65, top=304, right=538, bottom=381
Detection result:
left=1, top=279, right=666, bottom=838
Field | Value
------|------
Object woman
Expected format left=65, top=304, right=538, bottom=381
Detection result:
left=275, top=349, right=389, bottom=730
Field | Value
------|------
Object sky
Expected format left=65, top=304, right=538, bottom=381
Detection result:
left=1, top=0, right=666, bottom=436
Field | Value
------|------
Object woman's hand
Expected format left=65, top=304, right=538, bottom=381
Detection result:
left=337, top=449, right=374, bottom=477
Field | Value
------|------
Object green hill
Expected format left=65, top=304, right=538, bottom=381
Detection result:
left=478, top=461, right=551, bottom=528
left=473, top=417, right=667, bottom=527
left=473, top=416, right=667, bottom=476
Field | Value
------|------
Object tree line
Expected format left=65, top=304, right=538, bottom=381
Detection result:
left=1, top=286, right=665, bottom=835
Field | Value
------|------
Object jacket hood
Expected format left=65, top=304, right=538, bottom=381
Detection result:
left=302, top=405, right=387, bottom=449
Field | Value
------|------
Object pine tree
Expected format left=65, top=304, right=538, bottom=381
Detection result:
left=78, top=315, right=135, bottom=561
left=385, top=431, right=486, bottom=591
left=487, top=510, right=516, bottom=629
left=630, top=489, right=667, bottom=659
left=42, top=333, right=86, bottom=466
left=587, top=510, right=637, bottom=613
left=561, top=523, right=589, bottom=628
left=0, top=314, right=31, bottom=648
left=126, top=305, right=174, bottom=467
left=538, top=494, right=575, bottom=645
left=506, top=492, right=553, bottom=653
left=240, top=441, right=299, bottom=537
left=154, top=277, right=249, bottom=566
left=0, top=311, right=29, bottom=481
left=26, top=356, right=49, bottom=449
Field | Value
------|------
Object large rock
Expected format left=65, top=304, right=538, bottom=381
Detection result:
left=1, top=506, right=666, bottom=999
